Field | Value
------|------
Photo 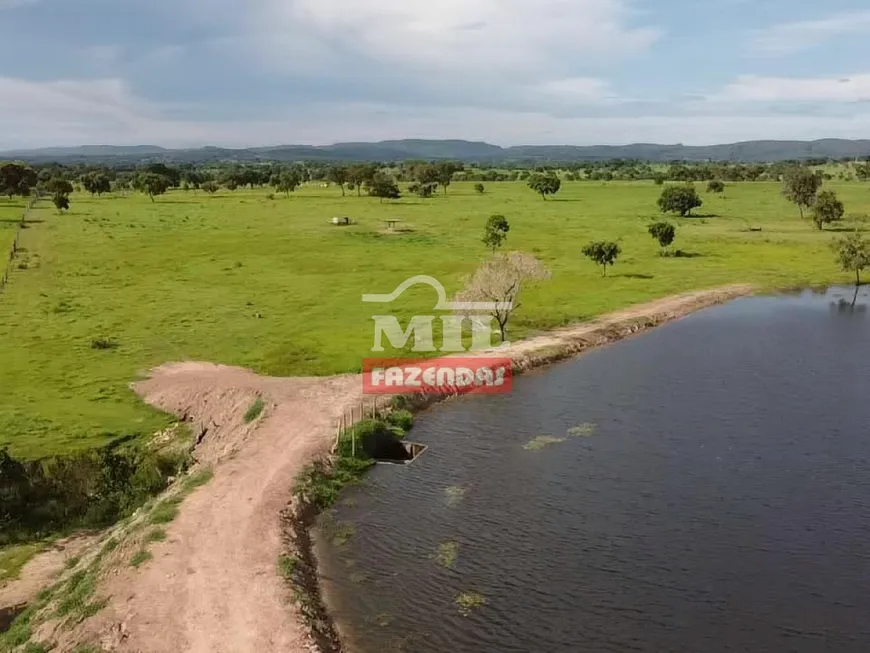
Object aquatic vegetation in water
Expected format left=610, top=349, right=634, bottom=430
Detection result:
left=444, top=485, right=468, bottom=507
left=567, top=423, right=597, bottom=438
left=433, top=541, right=459, bottom=569
left=523, top=436, right=565, bottom=451
left=349, top=571, right=370, bottom=584
left=374, top=612, right=393, bottom=627
left=331, top=523, right=356, bottom=547
left=455, top=591, right=486, bottom=616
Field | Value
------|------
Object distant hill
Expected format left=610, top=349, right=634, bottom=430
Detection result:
left=4, top=139, right=870, bottom=164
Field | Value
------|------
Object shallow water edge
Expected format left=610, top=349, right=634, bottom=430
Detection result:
left=280, top=284, right=754, bottom=653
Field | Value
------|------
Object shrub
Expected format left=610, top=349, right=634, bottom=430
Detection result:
left=812, top=189, right=845, bottom=230
left=648, top=221, right=676, bottom=251
left=386, top=409, right=414, bottom=432
left=474, top=183, right=485, bottom=194
left=90, top=337, right=118, bottom=350
left=707, top=179, right=725, bottom=193
left=244, top=397, right=265, bottom=423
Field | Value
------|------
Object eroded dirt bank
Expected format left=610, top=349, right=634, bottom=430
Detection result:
left=17, top=284, right=751, bottom=653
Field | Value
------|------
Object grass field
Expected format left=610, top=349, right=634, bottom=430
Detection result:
left=1, top=181, right=868, bottom=458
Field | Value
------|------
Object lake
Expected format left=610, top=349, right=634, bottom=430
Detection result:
left=315, top=287, right=870, bottom=653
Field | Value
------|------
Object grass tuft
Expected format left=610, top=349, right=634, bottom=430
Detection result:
left=243, top=397, right=265, bottom=423
left=130, top=551, right=152, bottom=568
left=146, top=529, right=167, bottom=543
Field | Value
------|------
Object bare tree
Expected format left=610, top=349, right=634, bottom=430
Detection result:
left=455, top=252, right=551, bottom=343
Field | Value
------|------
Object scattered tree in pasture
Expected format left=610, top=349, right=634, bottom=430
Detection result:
left=81, top=172, right=111, bottom=196
left=455, top=252, right=551, bottom=342
left=707, top=179, right=725, bottom=193
left=327, top=165, right=349, bottom=196
left=527, top=172, right=561, bottom=200
left=832, top=231, right=870, bottom=288
left=143, top=163, right=181, bottom=188
left=782, top=167, right=822, bottom=219
left=648, top=221, right=676, bottom=253
left=482, top=214, right=510, bottom=252
left=582, top=241, right=621, bottom=277
left=411, top=163, right=440, bottom=186
left=52, top=193, right=70, bottom=213
left=224, top=178, right=240, bottom=191
left=408, top=181, right=437, bottom=198
left=367, top=172, right=401, bottom=201
left=135, top=173, right=171, bottom=202
left=658, top=185, right=702, bottom=217
left=45, top=178, right=74, bottom=197
left=435, top=162, right=463, bottom=195
left=0, top=162, right=37, bottom=198
left=348, top=164, right=378, bottom=197
left=811, top=190, right=845, bottom=231
left=475, top=183, right=486, bottom=194
left=275, top=170, right=301, bottom=197
left=201, top=181, right=219, bottom=194
left=653, top=174, right=666, bottom=186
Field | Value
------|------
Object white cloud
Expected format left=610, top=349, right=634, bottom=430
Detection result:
left=751, top=10, right=870, bottom=56
left=7, top=76, right=870, bottom=149
left=269, top=0, right=659, bottom=73
left=715, top=74, right=870, bottom=103
left=535, top=78, right=617, bottom=103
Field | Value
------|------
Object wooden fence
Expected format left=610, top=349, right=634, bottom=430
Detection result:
left=332, top=395, right=395, bottom=455
left=0, top=197, right=37, bottom=297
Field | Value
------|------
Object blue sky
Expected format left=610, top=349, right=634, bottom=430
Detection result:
left=2, top=0, right=870, bottom=148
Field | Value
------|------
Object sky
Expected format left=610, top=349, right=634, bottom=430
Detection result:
left=2, top=0, right=870, bottom=148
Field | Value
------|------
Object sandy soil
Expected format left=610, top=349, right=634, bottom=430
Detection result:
left=33, top=284, right=751, bottom=653
left=0, top=534, right=98, bottom=609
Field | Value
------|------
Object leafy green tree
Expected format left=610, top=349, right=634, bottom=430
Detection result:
left=782, top=167, right=822, bottom=219
left=474, top=183, right=486, bottom=194
left=81, top=172, right=111, bottom=196
left=52, top=193, right=70, bottom=213
left=327, top=166, right=349, bottom=196
left=275, top=170, right=301, bottom=196
left=367, top=173, right=400, bottom=201
left=832, top=231, right=870, bottom=287
left=707, top=179, right=725, bottom=193
left=527, top=172, right=561, bottom=200
left=811, top=189, right=845, bottom=230
left=653, top=174, right=666, bottom=186
left=582, top=241, right=621, bottom=277
left=144, top=163, right=181, bottom=188
left=648, top=222, right=676, bottom=253
left=435, top=162, right=463, bottom=195
left=408, top=181, right=437, bottom=198
left=482, top=214, right=510, bottom=252
left=348, top=164, right=378, bottom=197
left=0, top=162, right=37, bottom=198
left=658, top=185, right=702, bottom=217
left=135, top=173, right=171, bottom=202
left=45, top=178, right=74, bottom=196
left=200, top=181, right=218, bottom=194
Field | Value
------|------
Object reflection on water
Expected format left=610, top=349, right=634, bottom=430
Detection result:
left=317, top=287, right=870, bottom=653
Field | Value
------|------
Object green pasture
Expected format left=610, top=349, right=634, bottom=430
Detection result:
left=1, top=181, right=868, bottom=457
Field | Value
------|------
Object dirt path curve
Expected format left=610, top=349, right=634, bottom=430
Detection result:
left=56, top=284, right=752, bottom=653
left=95, top=364, right=363, bottom=653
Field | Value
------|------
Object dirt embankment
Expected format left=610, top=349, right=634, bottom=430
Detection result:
left=8, top=284, right=752, bottom=653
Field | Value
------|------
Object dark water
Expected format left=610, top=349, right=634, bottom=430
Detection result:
left=316, top=287, right=870, bottom=653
